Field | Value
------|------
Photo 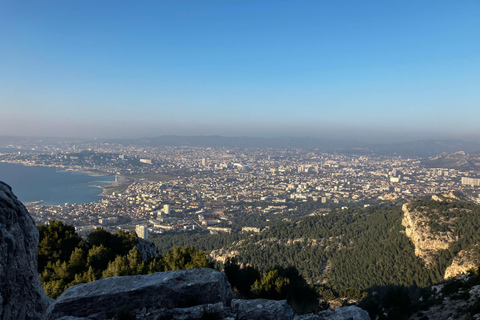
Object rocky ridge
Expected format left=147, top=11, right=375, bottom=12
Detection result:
left=401, top=202, right=456, bottom=266
left=402, top=193, right=480, bottom=279
left=422, top=150, right=480, bottom=170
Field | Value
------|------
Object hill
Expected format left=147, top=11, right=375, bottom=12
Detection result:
left=152, top=193, right=480, bottom=296
left=422, top=150, right=480, bottom=170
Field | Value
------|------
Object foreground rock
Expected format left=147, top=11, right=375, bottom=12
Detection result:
left=318, top=306, right=371, bottom=320
left=0, top=182, right=50, bottom=320
left=231, top=299, right=295, bottom=320
left=44, top=266, right=370, bottom=320
left=44, top=268, right=233, bottom=320
left=410, top=273, right=480, bottom=320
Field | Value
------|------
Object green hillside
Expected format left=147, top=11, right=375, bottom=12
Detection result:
left=152, top=196, right=480, bottom=294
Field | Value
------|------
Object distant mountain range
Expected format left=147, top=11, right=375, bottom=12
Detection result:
left=422, top=150, right=480, bottom=170
left=2, top=135, right=480, bottom=158
left=109, top=136, right=480, bottom=158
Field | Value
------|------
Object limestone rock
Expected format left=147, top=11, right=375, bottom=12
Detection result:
left=231, top=299, right=295, bottom=320
left=401, top=202, right=456, bottom=265
left=317, top=305, right=370, bottom=320
left=0, top=181, right=50, bottom=320
left=142, top=302, right=225, bottom=320
left=293, top=313, right=322, bottom=320
left=136, top=237, right=159, bottom=261
left=431, top=192, right=459, bottom=202
left=209, top=248, right=239, bottom=264
left=43, top=268, right=233, bottom=320
left=444, top=249, right=480, bottom=280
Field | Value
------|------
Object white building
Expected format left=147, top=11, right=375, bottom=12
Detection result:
left=163, top=204, right=171, bottom=215
left=135, top=225, right=148, bottom=240
left=462, top=177, right=480, bottom=186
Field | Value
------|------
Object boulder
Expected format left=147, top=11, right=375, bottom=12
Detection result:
left=43, top=268, right=233, bottom=320
left=231, top=299, right=295, bottom=320
left=136, top=237, right=159, bottom=261
left=142, top=302, right=225, bottom=320
left=318, top=305, right=370, bottom=320
left=293, top=314, right=322, bottom=320
left=0, top=181, right=50, bottom=320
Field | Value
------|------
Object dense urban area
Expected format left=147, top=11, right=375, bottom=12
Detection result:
left=1, top=139, right=480, bottom=239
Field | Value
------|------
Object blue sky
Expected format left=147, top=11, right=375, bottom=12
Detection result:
left=1, top=0, right=479, bottom=142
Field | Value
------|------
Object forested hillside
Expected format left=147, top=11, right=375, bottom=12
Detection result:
left=37, top=222, right=321, bottom=313
left=37, top=193, right=480, bottom=318
left=152, top=195, right=480, bottom=295
left=228, top=205, right=450, bottom=290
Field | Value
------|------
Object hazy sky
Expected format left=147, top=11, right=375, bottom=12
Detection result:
left=1, top=1, right=479, bottom=142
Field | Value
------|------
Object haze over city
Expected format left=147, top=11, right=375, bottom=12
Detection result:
left=1, top=1, right=479, bottom=142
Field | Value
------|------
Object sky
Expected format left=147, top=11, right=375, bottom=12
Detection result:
left=0, top=0, right=479, bottom=142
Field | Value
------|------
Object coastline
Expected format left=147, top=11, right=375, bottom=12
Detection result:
left=0, top=161, right=118, bottom=204
left=0, top=160, right=112, bottom=177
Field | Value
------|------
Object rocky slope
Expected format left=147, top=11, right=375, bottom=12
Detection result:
left=444, top=249, right=480, bottom=280
left=401, top=202, right=456, bottom=266
left=0, top=181, right=51, bottom=320
left=409, top=272, right=480, bottom=320
left=402, top=193, right=480, bottom=278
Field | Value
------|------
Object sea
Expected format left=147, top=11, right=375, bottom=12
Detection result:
left=0, top=162, right=115, bottom=206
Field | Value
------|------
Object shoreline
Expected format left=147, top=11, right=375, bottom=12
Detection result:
left=0, top=161, right=119, bottom=205
left=0, top=160, right=113, bottom=178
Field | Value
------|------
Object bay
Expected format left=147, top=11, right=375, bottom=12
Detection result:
left=0, top=162, right=115, bottom=205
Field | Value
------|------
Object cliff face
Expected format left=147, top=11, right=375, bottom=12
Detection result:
left=401, top=202, right=456, bottom=266
left=0, top=182, right=50, bottom=320
left=402, top=193, right=480, bottom=279
left=444, top=249, right=480, bottom=280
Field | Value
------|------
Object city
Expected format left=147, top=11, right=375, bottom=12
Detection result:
left=2, top=139, right=480, bottom=239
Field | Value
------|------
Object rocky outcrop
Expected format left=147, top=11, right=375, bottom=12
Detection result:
left=0, top=181, right=50, bottom=320
left=431, top=192, right=459, bottom=202
left=318, top=306, right=371, bottom=320
left=401, top=202, right=456, bottom=265
left=136, top=237, right=159, bottom=261
left=209, top=248, right=239, bottom=264
left=43, top=268, right=233, bottom=320
left=444, top=249, right=480, bottom=280
left=44, top=266, right=370, bottom=320
left=410, top=273, right=480, bottom=320
left=231, top=299, right=294, bottom=320
left=402, top=194, right=480, bottom=279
